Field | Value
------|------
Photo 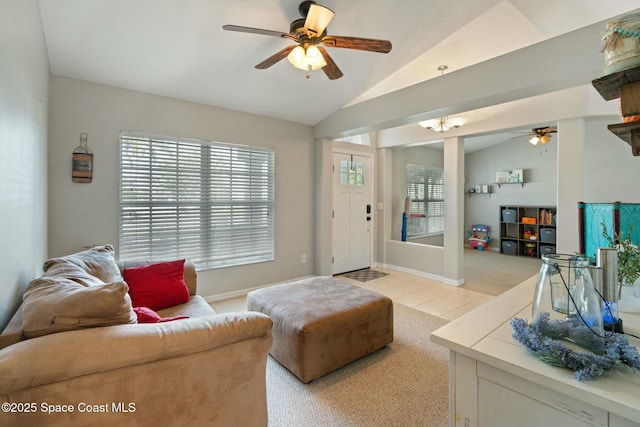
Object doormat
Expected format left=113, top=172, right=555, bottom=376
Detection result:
left=341, top=268, right=389, bottom=282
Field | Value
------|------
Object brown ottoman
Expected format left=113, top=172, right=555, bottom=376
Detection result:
left=247, top=277, right=393, bottom=383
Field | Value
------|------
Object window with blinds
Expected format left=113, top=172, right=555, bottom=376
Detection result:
left=406, top=164, right=444, bottom=236
left=119, top=133, right=275, bottom=270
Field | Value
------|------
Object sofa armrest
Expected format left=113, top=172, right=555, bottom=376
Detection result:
left=0, top=312, right=272, bottom=395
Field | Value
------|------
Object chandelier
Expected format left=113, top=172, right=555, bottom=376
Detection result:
left=418, top=116, right=468, bottom=133
left=418, top=65, right=468, bottom=133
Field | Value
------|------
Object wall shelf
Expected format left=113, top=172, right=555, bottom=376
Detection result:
left=607, top=122, right=640, bottom=155
left=466, top=191, right=491, bottom=198
left=495, top=182, right=524, bottom=188
left=592, top=65, right=640, bottom=156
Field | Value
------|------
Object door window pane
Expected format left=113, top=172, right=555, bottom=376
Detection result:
left=340, top=160, right=364, bottom=186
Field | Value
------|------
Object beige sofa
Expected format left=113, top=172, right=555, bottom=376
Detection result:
left=0, top=247, right=273, bottom=427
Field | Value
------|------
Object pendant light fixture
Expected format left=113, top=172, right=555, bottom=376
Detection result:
left=418, top=65, right=468, bottom=133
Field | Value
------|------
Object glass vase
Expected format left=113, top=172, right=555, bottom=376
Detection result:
left=532, top=254, right=605, bottom=354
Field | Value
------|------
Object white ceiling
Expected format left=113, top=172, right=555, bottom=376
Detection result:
left=38, top=0, right=639, bottom=132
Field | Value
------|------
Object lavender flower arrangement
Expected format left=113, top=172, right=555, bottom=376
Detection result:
left=511, top=312, right=640, bottom=381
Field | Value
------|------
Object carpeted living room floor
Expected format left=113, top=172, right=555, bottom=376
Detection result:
left=209, top=249, right=542, bottom=426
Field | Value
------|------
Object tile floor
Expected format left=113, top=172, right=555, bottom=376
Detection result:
left=336, top=267, right=494, bottom=321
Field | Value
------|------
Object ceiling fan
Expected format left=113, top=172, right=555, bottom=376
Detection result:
left=528, top=126, right=557, bottom=145
left=222, top=1, right=392, bottom=80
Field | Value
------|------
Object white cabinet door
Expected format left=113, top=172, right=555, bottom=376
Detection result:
left=477, top=363, right=607, bottom=427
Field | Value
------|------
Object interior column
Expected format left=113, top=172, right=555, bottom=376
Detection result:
left=556, top=118, right=585, bottom=254
left=443, top=136, right=464, bottom=285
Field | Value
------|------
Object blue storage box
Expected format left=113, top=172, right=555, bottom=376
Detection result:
left=502, top=241, right=517, bottom=255
left=502, top=209, right=517, bottom=223
left=540, top=228, right=556, bottom=243
left=540, top=245, right=556, bottom=256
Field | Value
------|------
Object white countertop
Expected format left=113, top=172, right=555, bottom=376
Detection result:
left=431, top=275, right=640, bottom=424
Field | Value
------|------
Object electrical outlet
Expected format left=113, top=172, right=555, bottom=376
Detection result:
left=301, top=254, right=307, bottom=264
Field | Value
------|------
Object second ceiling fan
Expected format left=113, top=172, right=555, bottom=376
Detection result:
left=223, top=1, right=392, bottom=79
left=528, top=126, right=557, bottom=145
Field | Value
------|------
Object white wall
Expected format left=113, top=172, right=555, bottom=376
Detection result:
left=464, top=134, right=558, bottom=251
left=0, top=0, right=49, bottom=329
left=48, top=76, right=315, bottom=296
left=584, top=118, right=640, bottom=203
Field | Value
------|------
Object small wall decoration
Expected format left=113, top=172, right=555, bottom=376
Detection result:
left=72, top=133, right=93, bottom=183
left=496, top=169, right=524, bottom=183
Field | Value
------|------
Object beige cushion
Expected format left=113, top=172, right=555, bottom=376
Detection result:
left=43, top=244, right=122, bottom=284
left=21, top=276, right=137, bottom=339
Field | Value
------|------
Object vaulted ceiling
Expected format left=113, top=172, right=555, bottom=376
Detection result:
left=39, top=0, right=638, bottom=134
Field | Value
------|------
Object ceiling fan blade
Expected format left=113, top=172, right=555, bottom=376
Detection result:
left=534, top=126, right=557, bottom=134
left=222, top=24, right=296, bottom=41
left=255, top=45, right=297, bottom=69
left=322, top=36, right=392, bottom=53
left=318, top=47, right=343, bottom=80
left=304, top=3, right=334, bottom=37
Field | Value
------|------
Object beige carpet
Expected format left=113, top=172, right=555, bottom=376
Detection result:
left=210, top=298, right=450, bottom=427
left=461, top=248, right=541, bottom=296
left=208, top=251, right=541, bottom=426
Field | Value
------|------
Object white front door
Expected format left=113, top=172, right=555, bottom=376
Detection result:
left=332, top=152, right=372, bottom=274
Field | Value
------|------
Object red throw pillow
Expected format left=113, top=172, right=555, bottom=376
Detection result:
left=123, top=260, right=190, bottom=310
left=133, top=306, right=189, bottom=323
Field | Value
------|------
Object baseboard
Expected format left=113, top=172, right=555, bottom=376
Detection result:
left=375, top=263, right=465, bottom=286
left=203, top=275, right=315, bottom=303
left=442, top=277, right=465, bottom=286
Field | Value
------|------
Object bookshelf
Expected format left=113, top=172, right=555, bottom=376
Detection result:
left=499, top=205, right=557, bottom=258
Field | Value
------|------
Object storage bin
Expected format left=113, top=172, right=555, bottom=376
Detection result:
left=540, top=245, right=556, bottom=256
left=502, top=209, right=517, bottom=223
left=522, top=217, right=536, bottom=224
left=540, top=228, right=556, bottom=243
left=502, top=241, right=517, bottom=255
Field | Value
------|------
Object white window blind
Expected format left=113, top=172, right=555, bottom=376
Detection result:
left=119, top=132, right=275, bottom=270
left=406, top=164, right=444, bottom=236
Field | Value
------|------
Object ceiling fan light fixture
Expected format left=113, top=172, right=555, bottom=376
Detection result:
left=287, top=45, right=327, bottom=70
left=304, top=45, right=326, bottom=67
left=304, top=4, right=334, bottom=36
left=529, top=133, right=552, bottom=145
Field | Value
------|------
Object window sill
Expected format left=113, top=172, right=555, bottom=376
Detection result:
left=407, top=232, right=444, bottom=240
